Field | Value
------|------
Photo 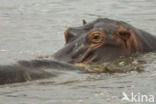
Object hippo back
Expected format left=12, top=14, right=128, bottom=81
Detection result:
left=134, top=28, right=156, bottom=52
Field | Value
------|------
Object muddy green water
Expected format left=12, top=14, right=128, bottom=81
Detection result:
left=0, top=0, right=156, bottom=104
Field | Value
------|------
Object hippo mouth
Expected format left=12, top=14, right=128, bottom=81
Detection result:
left=53, top=43, right=98, bottom=64
left=71, top=48, right=97, bottom=64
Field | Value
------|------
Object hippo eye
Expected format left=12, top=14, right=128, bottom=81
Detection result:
left=87, top=30, right=105, bottom=44
left=93, top=34, right=100, bottom=40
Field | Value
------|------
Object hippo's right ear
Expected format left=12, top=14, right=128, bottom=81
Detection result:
left=82, top=19, right=87, bottom=25
left=115, top=28, right=139, bottom=51
left=118, top=30, right=131, bottom=41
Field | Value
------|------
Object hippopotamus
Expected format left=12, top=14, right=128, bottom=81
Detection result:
left=54, top=18, right=156, bottom=64
left=0, top=18, right=156, bottom=84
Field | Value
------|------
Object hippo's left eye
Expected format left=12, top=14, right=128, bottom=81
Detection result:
left=87, top=30, right=106, bottom=44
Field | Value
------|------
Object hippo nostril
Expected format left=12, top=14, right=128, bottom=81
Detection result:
left=64, top=28, right=70, bottom=43
left=64, top=28, right=77, bottom=43
left=68, top=32, right=75, bottom=39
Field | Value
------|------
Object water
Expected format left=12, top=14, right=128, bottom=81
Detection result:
left=0, top=0, right=156, bottom=104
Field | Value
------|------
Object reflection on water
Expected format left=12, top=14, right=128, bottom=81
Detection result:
left=0, top=0, right=156, bottom=104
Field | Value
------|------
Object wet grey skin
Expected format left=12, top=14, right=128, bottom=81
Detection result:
left=0, top=60, right=86, bottom=85
left=1, top=18, right=156, bottom=85
left=53, top=18, right=156, bottom=64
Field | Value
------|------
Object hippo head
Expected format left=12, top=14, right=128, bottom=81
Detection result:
left=54, top=18, right=140, bottom=64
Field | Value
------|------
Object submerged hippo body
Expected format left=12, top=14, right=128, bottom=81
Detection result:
left=0, top=18, right=156, bottom=84
left=54, top=18, right=156, bottom=64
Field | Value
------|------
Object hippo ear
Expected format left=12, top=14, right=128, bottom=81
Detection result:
left=118, top=30, right=131, bottom=41
left=82, top=19, right=87, bottom=25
